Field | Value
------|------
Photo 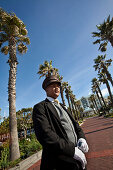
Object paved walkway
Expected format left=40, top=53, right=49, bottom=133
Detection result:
left=82, top=116, right=113, bottom=170
left=28, top=116, right=113, bottom=170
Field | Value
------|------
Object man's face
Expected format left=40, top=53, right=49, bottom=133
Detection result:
left=46, top=82, right=60, bottom=99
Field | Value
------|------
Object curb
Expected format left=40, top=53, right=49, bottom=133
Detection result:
left=9, top=150, right=42, bottom=170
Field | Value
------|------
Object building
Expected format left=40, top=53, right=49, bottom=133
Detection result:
left=80, top=97, right=94, bottom=116
left=80, top=97, right=90, bottom=110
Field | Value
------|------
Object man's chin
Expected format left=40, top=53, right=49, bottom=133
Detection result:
left=54, top=93, right=60, bottom=98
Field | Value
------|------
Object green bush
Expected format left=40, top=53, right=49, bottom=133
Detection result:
left=104, top=112, right=113, bottom=118
left=0, top=133, right=42, bottom=169
left=19, top=134, right=42, bottom=159
left=0, top=147, right=9, bottom=169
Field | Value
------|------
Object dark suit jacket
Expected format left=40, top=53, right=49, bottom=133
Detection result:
left=32, top=99, right=85, bottom=170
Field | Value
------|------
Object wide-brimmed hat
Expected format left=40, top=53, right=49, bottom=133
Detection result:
left=42, top=75, right=61, bottom=90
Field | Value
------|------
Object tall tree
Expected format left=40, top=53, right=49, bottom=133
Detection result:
left=74, top=99, right=80, bottom=121
left=91, top=84, right=103, bottom=108
left=76, top=100, right=84, bottom=120
left=89, top=95, right=99, bottom=113
left=38, top=60, right=59, bottom=78
left=94, top=55, right=113, bottom=86
left=0, top=8, right=30, bottom=161
left=59, top=79, right=66, bottom=106
left=98, top=72, right=113, bottom=107
left=63, top=82, right=72, bottom=113
left=68, top=89, right=77, bottom=119
left=92, top=15, right=113, bottom=52
left=91, top=78, right=106, bottom=108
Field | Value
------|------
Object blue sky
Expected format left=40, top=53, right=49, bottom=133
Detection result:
left=0, top=0, right=113, bottom=119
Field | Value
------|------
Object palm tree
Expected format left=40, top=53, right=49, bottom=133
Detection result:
left=74, top=99, right=80, bottom=121
left=0, top=8, right=30, bottom=161
left=91, top=78, right=106, bottom=108
left=98, top=72, right=113, bottom=107
left=68, top=89, right=77, bottom=120
left=92, top=15, right=113, bottom=52
left=89, top=95, right=98, bottom=113
left=76, top=100, right=84, bottom=120
left=92, top=85, right=103, bottom=108
left=94, top=55, right=113, bottom=86
left=38, top=60, right=59, bottom=78
left=63, top=82, right=72, bottom=113
left=59, top=80, right=66, bottom=106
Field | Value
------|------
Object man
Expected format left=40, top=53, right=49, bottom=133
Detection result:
left=32, top=75, right=89, bottom=170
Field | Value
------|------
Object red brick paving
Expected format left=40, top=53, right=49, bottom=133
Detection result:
left=28, top=116, right=113, bottom=170
left=82, top=116, right=113, bottom=170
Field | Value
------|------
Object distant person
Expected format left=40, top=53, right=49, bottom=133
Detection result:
left=32, top=75, right=89, bottom=170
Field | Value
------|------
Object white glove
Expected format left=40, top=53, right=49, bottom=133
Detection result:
left=74, top=147, right=87, bottom=169
left=77, top=138, right=89, bottom=153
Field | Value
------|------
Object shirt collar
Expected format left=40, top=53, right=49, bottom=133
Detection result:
left=46, top=96, right=55, bottom=102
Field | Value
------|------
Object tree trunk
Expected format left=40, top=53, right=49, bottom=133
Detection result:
left=8, top=36, right=20, bottom=161
left=70, top=98, right=78, bottom=121
left=74, top=103, right=79, bottom=121
left=105, top=80, right=113, bottom=106
left=60, top=86, right=66, bottom=106
left=91, top=101, right=97, bottom=114
left=65, top=92, right=72, bottom=113
left=95, top=90, right=103, bottom=108
left=96, top=83, right=107, bottom=107
left=102, top=63, right=113, bottom=86
left=24, top=129, right=27, bottom=139
left=93, top=96, right=99, bottom=113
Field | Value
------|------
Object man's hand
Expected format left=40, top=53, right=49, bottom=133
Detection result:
left=74, top=147, right=87, bottom=169
left=77, top=138, right=89, bottom=153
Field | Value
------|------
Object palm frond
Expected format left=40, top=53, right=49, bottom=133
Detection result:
left=17, top=43, right=27, bottom=54
left=93, top=39, right=101, bottom=44
left=92, top=32, right=100, bottom=37
left=1, top=45, right=9, bottom=55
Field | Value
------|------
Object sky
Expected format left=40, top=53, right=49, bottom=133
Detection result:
left=0, top=0, right=113, bottom=119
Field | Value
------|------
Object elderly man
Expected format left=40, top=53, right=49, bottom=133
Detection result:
left=32, top=75, right=89, bottom=170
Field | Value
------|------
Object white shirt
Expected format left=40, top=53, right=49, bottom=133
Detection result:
left=46, top=96, right=55, bottom=102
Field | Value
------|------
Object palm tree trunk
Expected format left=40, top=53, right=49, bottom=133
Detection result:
left=8, top=36, right=20, bottom=161
left=96, top=83, right=107, bottom=107
left=65, top=92, right=72, bottom=113
left=74, top=103, right=79, bottom=121
left=60, top=86, right=66, bottom=106
left=91, top=101, right=97, bottom=114
left=24, top=129, right=27, bottom=139
left=95, top=90, right=103, bottom=108
left=70, top=98, right=78, bottom=121
left=102, top=63, right=113, bottom=86
left=105, top=80, right=113, bottom=106
left=93, top=96, right=99, bottom=113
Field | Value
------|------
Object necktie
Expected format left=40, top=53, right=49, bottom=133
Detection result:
left=54, top=99, right=59, bottom=104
